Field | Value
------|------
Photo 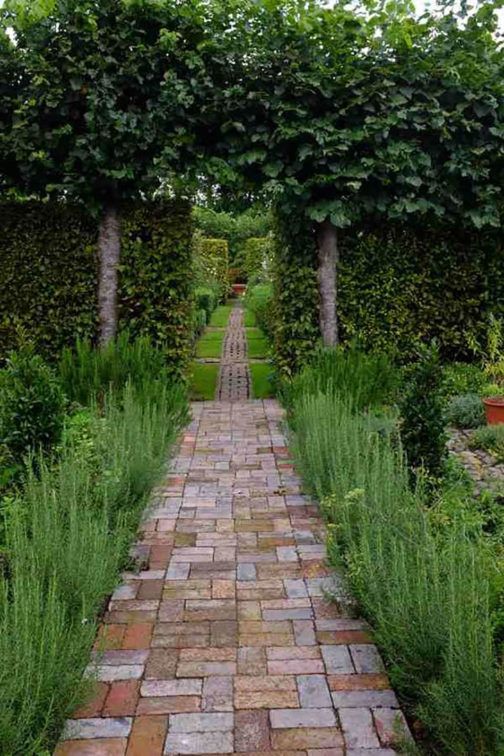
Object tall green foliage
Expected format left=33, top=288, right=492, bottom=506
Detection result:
left=0, top=377, right=187, bottom=755
left=290, top=385, right=503, bottom=754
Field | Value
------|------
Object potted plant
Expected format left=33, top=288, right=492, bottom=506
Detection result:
left=482, top=385, right=504, bottom=425
left=469, top=315, right=504, bottom=425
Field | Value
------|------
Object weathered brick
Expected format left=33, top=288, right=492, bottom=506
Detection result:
left=339, top=708, right=380, bottom=749
left=176, top=661, right=237, bottom=677
left=237, top=646, right=267, bottom=675
left=164, top=731, right=234, bottom=754
left=73, top=682, right=109, bottom=718
left=202, top=676, right=234, bottom=711
left=141, top=679, right=202, bottom=697
left=126, top=715, right=168, bottom=756
left=372, top=707, right=412, bottom=747
left=55, top=739, right=127, bottom=755
left=136, top=696, right=201, bottom=715
left=297, top=675, right=332, bottom=708
left=320, top=645, right=354, bottom=674
left=234, top=690, right=299, bottom=709
left=328, top=674, right=390, bottom=691
left=169, top=712, right=234, bottom=732
left=270, top=709, right=336, bottom=729
left=145, top=649, right=178, bottom=679
left=62, top=718, right=132, bottom=740
left=350, top=645, right=384, bottom=674
left=122, top=623, right=153, bottom=650
left=234, top=710, right=270, bottom=752
left=332, top=690, right=398, bottom=708
left=103, top=681, right=140, bottom=716
left=271, top=727, right=344, bottom=750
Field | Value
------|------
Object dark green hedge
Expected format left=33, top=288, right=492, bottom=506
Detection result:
left=119, top=201, right=194, bottom=377
left=0, top=202, right=98, bottom=359
left=272, top=209, right=319, bottom=377
left=0, top=200, right=193, bottom=377
left=272, top=208, right=503, bottom=374
left=338, top=226, right=503, bottom=361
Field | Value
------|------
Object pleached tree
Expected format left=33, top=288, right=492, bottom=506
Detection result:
left=0, top=0, right=220, bottom=344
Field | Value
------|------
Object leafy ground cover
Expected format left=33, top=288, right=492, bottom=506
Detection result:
left=286, top=347, right=504, bottom=754
left=0, top=339, right=187, bottom=755
left=189, top=361, right=219, bottom=401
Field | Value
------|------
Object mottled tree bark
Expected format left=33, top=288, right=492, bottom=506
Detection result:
left=316, top=218, right=339, bottom=347
left=97, top=203, right=121, bottom=346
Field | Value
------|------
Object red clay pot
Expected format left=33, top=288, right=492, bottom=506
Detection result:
left=483, top=396, right=504, bottom=425
left=232, top=283, right=247, bottom=296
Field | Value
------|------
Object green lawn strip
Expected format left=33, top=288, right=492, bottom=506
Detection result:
left=195, top=330, right=224, bottom=358
left=209, top=305, right=232, bottom=327
left=189, top=361, right=219, bottom=400
left=246, top=327, right=269, bottom=359
left=250, top=362, right=274, bottom=398
left=243, top=309, right=256, bottom=327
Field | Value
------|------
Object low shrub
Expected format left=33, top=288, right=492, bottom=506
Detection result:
left=0, top=379, right=187, bottom=754
left=290, top=390, right=503, bottom=754
left=0, top=345, right=65, bottom=465
left=445, top=393, right=486, bottom=429
left=59, top=332, right=167, bottom=405
left=442, top=362, right=488, bottom=397
left=469, top=424, right=504, bottom=463
left=399, top=344, right=447, bottom=480
left=285, top=346, right=397, bottom=413
left=195, top=284, right=219, bottom=323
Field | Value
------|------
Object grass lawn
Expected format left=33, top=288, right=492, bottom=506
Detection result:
left=195, top=330, right=224, bottom=358
left=209, top=305, right=232, bottom=327
left=250, top=362, right=274, bottom=398
left=244, top=309, right=256, bottom=327
left=246, top=327, right=269, bottom=359
left=189, top=361, right=219, bottom=400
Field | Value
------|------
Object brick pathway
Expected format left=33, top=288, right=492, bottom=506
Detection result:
left=56, top=400, right=410, bottom=755
left=217, top=304, right=251, bottom=401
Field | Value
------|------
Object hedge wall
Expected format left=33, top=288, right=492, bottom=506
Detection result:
left=338, top=226, right=503, bottom=360
left=0, top=200, right=193, bottom=377
left=119, top=201, right=194, bottom=376
left=272, top=208, right=504, bottom=374
left=244, top=236, right=273, bottom=280
left=272, top=209, right=319, bottom=377
left=0, top=202, right=98, bottom=360
left=195, top=237, right=229, bottom=297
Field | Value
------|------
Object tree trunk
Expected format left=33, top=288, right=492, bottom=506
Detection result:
left=97, top=203, right=121, bottom=346
left=316, top=218, right=339, bottom=347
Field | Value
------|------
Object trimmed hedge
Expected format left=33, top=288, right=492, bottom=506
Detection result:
left=195, top=238, right=229, bottom=298
left=0, top=202, right=98, bottom=360
left=118, top=201, right=194, bottom=377
left=338, top=225, right=503, bottom=361
left=0, top=200, right=193, bottom=378
left=244, top=236, right=273, bottom=280
left=272, top=207, right=504, bottom=374
left=272, top=209, right=319, bottom=377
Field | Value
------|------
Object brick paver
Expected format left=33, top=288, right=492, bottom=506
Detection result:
left=56, top=399, right=411, bottom=754
left=217, top=303, right=250, bottom=401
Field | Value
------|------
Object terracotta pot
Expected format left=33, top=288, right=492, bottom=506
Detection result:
left=483, top=396, right=504, bottom=425
left=232, top=283, right=247, bottom=296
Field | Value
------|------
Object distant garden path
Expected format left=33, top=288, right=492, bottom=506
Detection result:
left=56, top=356, right=411, bottom=755
left=218, top=302, right=251, bottom=401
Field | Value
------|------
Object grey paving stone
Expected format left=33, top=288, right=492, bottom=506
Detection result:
left=297, top=674, right=333, bottom=708
left=62, top=717, right=132, bottom=740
